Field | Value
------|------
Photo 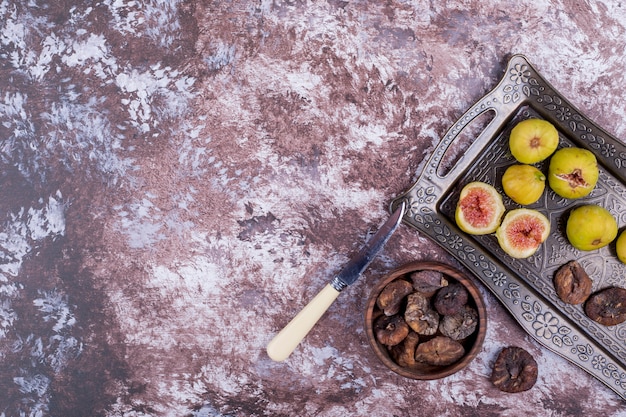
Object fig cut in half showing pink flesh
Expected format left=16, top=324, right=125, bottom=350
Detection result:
left=496, top=209, right=550, bottom=259
left=455, top=182, right=505, bottom=235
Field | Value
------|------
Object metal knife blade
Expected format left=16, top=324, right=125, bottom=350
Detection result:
left=266, top=201, right=406, bottom=362
left=330, top=200, right=406, bottom=292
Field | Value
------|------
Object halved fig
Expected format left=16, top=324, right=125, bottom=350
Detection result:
left=455, top=182, right=505, bottom=235
left=496, top=209, right=550, bottom=259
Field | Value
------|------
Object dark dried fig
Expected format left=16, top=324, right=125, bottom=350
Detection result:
left=585, top=287, right=626, bottom=326
left=491, top=346, right=538, bottom=393
left=554, top=260, right=592, bottom=305
left=439, top=305, right=478, bottom=341
left=404, top=293, right=439, bottom=335
left=376, top=279, right=413, bottom=316
left=434, top=283, right=468, bottom=315
left=414, top=336, right=465, bottom=366
left=410, top=270, right=448, bottom=296
left=390, top=331, right=420, bottom=367
left=374, top=315, right=409, bottom=346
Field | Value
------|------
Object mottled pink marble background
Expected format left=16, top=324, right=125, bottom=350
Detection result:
left=1, top=1, right=626, bottom=416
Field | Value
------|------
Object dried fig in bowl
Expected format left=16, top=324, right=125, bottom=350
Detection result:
left=376, top=279, right=413, bottom=316
left=439, top=305, right=478, bottom=341
left=389, top=332, right=420, bottom=368
left=410, top=270, right=448, bottom=296
left=414, top=336, right=465, bottom=366
left=374, top=315, right=409, bottom=346
left=404, top=292, right=439, bottom=336
left=434, top=283, right=468, bottom=315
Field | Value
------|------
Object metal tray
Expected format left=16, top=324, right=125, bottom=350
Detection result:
left=392, top=54, right=626, bottom=400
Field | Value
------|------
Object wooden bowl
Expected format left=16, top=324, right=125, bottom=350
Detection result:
left=365, top=261, right=486, bottom=380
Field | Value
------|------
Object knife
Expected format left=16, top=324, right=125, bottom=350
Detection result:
left=266, top=201, right=406, bottom=362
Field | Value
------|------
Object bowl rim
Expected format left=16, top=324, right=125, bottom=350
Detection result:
left=365, top=260, right=487, bottom=380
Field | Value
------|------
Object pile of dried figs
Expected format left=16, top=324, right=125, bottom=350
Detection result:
left=372, top=269, right=479, bottom=369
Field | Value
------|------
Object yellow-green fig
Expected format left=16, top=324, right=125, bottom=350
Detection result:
left=509, top=119, right=559, bottom=164
left=617, top=231, right=626, bottom=264
left=455, top=181, right=505, bottom=235
left=548, top=147, right=599, bottom=199
left=496, top=209, right=550, bottom=258
left=566, top=205, right=617, bottom=251
left=502, top=164, right=546, bottom=205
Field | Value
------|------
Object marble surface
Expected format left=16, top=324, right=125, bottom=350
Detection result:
left=1, top=1, right=626, bottom=416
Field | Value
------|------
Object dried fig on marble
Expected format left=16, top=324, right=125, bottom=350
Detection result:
left=439, top=305, right=478, bottom=341
left=491, top=346, right=538, bottom=393
left=404, top=292, right=439, bottom=336
left=414, top=336, right=465, bottom=366
left=433, top=283, right=468, bottom=316
left=554, top=260, right=592, bottom=305
left=389, top=331, right=420, bottom=368
left=376, top=279, right=413, bottom=316
left=374, top=314, right=409, bottom=346
left=410, top=270, right=448, bottom=296
left=585, top=287, right=626, bottom=326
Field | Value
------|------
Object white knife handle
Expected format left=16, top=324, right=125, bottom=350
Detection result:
left=266, top=283, right=341, bottom=362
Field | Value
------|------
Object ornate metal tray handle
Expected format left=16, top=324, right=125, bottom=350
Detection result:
left=393, top=54, right=626, bottom=400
